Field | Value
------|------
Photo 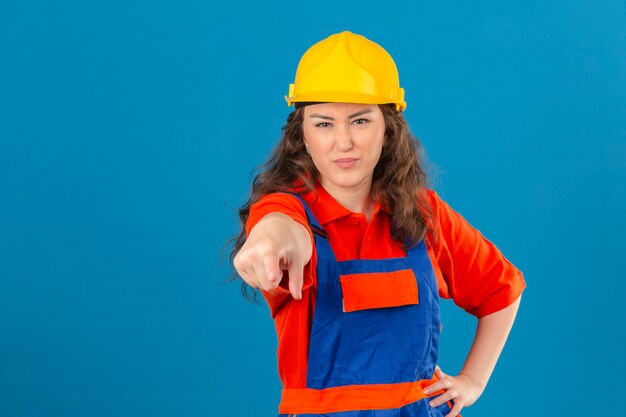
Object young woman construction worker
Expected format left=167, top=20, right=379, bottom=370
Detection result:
left=231, top=31, right=526, bottom=417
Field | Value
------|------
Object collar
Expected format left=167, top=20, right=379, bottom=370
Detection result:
left=301, top=182, right=388, bottom=225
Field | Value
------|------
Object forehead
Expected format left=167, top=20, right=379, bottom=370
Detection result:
left=303, top=102, right=381, bottom=117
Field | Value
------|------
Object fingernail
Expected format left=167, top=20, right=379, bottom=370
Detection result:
left=429, top=401, right=435, bottom=407
left=423, top=388, right=430, bottom=394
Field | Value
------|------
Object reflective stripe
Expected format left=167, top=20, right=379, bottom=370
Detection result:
left=278, top=378, right=445, bottom=414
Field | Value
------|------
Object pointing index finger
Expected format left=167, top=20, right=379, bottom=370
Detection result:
left=287, top=260, right=304, bottom=300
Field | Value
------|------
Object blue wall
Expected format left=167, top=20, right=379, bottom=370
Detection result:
left=1, top=1, right=624, bottom=416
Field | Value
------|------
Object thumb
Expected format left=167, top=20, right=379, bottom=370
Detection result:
left=286, top=259, right=304, bottom=300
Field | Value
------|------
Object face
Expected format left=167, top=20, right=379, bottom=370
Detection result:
left=302, top=103, right=385, bottom=193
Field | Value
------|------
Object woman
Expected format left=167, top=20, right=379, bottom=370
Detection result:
left=230, top=31, right=525, bottom=417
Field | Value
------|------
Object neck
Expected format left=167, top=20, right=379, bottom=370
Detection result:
left=320, top=178, right=375, bottom=221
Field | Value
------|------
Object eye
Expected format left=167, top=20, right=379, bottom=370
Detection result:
left=315, top=122, right=332, bottom=128
left=352, top=118, right=370, bottom=125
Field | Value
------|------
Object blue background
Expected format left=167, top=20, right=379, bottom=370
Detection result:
left=1, top=1, right=625, bottom=416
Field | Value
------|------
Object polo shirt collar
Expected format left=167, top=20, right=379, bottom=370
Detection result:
left=302, top=182, right=388, bottom=225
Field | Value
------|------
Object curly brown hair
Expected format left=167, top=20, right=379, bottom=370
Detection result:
left=227, top=104, right=438, bottom=298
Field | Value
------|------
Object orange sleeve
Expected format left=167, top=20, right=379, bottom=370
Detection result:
left=246, top=192, right=317, bottom=318
left=425, top=189, right=526, bottom=318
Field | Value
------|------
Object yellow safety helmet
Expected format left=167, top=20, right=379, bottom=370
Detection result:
left=285, top=31, right=406, bottom=111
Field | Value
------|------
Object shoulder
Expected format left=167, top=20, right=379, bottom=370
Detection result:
left=252, top=191, right=305, bottom=208
left=420, top=188, right=462, bottom=228
left=422, top=188, right=443, bottom=210
left=415, top=187, right=445, bottom=229
left=419, top=188, right=477, bottom=252
left=246, top=191, right=311, bottom=236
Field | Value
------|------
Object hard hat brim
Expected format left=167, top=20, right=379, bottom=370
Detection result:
left=285, top=91, right=406, bottom=111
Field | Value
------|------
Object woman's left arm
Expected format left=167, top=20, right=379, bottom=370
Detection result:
left=424, top=294, right=522, bottom=417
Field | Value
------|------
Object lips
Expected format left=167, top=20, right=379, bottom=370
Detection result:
left=334, top=158, right=358, bottom=168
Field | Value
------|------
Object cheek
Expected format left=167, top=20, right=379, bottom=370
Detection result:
left=364, top=133, right=385, bottom=163
left=304, top=133, right=331, bottom=155
left=303, top=127, right=319, bottom=148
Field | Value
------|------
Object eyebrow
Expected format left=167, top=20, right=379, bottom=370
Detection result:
left=309, top=108, right=374, bottom=120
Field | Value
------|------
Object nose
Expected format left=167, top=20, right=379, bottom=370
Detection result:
left=335, top=124, right=353, bottom=152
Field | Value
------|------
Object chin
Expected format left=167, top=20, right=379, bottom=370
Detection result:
left=327, top=174, right=368, bottom=189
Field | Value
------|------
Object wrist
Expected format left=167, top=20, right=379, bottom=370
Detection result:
left=458, top=371, right=486, bottom=394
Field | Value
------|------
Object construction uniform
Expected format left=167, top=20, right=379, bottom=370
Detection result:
left=246, top=184, right=526, bottom=416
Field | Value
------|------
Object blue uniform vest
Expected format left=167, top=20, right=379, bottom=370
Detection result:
left=278, top=195, right=452, bottom=417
